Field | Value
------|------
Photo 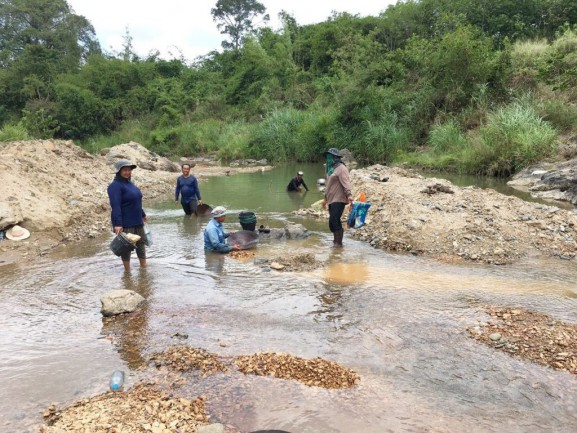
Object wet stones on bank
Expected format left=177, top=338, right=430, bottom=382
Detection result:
left=41, top=345, right=360, bottom=433
left=467, top=307, right=577, bottom=375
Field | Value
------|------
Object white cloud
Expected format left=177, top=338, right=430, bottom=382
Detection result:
left=67, top=0, right=396, bottom=61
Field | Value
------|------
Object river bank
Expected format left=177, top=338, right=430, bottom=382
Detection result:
left=2, top=140, right=576, bottom=432
left=0, top=140, right=271, bottom=265
left=3, top=140, right=577, bottom=266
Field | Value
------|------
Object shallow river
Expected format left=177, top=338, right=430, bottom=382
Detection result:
left=1, top=164, right=577, bottom=433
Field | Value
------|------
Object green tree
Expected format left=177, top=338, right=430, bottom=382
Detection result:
left=431, top=25, right=499, bottom=111
left=211, top=0, right=269, bottom=50
left=0, top=0, right=99, bottom=69
left=0, top=0, right=100, bottom=127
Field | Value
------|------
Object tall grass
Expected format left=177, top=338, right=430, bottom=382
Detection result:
left=428, top=118, right=468, bottom=153
left=0, top=122, right=30, bottom=142
left=395, top=118, right=469, bottom=172
left=357, top=112, right=411, bottom=164
left=397, top=101, right=558, bottom=176
left=250, top=107, right=338, bottom=162
left=510, top=39, right=550, bottom=70
left=538, top=99, right=577, bottom=133
left=477, top=102, right=558, bottom=175
left=80, top=118, right=151, bottom=154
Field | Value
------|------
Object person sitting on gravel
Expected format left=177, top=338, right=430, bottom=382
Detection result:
left=107, top=159, right=148, bottom=271
left=175, top=163, right=203, bottom=216
left=287, top=171, right=309, bottom=192
left=204, top=206, right=240, bottom=254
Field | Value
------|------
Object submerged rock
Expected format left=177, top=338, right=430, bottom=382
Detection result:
left=100, top=289, right=145, bottom=316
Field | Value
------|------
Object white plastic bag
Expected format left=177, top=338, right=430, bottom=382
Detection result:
left=144, top=225, right=153, bottom=246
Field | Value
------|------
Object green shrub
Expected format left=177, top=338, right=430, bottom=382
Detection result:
left=357, top=112, right=411, bottom=164
left=79, top=118, right=151, bottom=154
left=538, top=99, right=577, bottom=132
left=478, top=102, right=558, bottom=175
left=428, top=119, right=468, bottom=153
left=510, top=39, right=550, bottom=71
left=250, top=107, right=338, bottom=162
left=0, top=122, right=30, bottom=142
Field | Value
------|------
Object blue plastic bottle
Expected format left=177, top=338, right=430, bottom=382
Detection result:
left=109, top=370, right=125, bottom=391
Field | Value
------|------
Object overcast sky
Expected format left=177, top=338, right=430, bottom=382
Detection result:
left=67, top=0, right=397, bottom=61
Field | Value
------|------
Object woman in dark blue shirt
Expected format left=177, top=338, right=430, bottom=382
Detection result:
left=107, top=159, right=148, bottom=271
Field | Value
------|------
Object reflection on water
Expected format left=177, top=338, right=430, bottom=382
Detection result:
left=1, top=163, right=577, bottom=432
left=101, top=270, right=155, bottom=369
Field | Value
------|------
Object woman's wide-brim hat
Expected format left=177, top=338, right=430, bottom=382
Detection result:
left=5, top=224, right=30, bottom=241
left=114, top=159, right=137, bottom=173
left=325, top=148, right=341, bottom=157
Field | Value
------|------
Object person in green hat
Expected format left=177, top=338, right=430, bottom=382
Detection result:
left=322, top=148, right=353, bottom=247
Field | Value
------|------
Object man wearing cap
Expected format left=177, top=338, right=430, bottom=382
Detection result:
left=107, top=159, right=148, bottom=270
left=286, top=171, right=309, bottom=192
left=204, top=206, right=240, bottom=253
left=175, top=163, right=203, bottom=216
left=322, top=148, right=353, bottom=247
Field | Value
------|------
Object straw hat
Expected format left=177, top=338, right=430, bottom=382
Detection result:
left=5, top=224, right=30, bottom=241
left=211, top=206, right=227, bottom=218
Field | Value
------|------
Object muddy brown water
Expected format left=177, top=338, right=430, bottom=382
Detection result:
left=1, top=164, right=577, bottom=433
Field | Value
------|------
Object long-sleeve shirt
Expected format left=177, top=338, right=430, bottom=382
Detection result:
left=107, top=177, right=145, bottom=228
left=204, top=218, right=232, bottom=253
left=286, top=176, right=309, bottom=192
left=175, top=175, right=201, bottom=203
left=325, top=164, right=352, bottom=205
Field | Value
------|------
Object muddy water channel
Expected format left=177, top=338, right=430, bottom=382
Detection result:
left=1, top=164, right=577, bottom=433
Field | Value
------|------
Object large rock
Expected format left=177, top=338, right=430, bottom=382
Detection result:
left=258, top=223, right=310, bottom=241
left=0, top=199, right=23, bottom=230
left=508, top=159, right=577, bottom=204
left=105, top=141, right=180, bottom=173
left=100, top=289, right=145, bottom=316
left=285, top=223, right=310, bottom=239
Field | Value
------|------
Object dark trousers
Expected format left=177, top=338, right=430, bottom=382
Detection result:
left=181, top=200, right=198, bottom=215
left=120, top=225, right=146, bottom=261
left=328, top=202, right=346, bottom=232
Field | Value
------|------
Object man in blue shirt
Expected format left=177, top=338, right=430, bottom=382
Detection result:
left=204, top=206, right=240, bottom=253
left=175, top=163, right=202, bottom=215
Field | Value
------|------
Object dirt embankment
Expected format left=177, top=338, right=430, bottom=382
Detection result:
left=348, top=165, right=577, bottom=264
left=298, top=164, right=577, bottom=264
left=0, top=140, right=270, bottom=262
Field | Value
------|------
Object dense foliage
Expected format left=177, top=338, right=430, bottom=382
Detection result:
left=1, top=0, right=577, bottom=176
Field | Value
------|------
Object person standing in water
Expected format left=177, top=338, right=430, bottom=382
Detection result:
left=286, top=171, right=309, bottom=192
left=107, top=159, right=148, bottom=270
left=322, top=148, right=353, bottom=247
left=175, top=163, right=203, bottom=216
